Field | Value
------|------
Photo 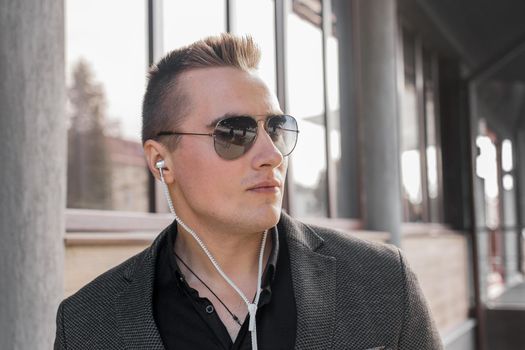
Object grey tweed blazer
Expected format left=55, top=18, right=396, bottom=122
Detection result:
left=54, top=213, right=443, bottom=350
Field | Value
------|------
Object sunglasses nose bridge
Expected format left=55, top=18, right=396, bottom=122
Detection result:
left=259, top=118, right=279, bottom=139
left=254, top=118, right=275, bottom=142
left=252, top=119, right=284, bottom=158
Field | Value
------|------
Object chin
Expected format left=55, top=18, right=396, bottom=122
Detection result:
left=236, top=204, right=282, bottom=232
left=255, top=204, right=282, bottom=228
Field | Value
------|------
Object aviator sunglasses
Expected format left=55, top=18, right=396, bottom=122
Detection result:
left=156, top=114, right=299, bottom=160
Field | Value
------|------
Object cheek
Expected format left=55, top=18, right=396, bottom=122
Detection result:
left=174, top=156, right=241, bottom=204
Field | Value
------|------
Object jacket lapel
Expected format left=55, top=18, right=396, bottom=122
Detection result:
left=279, top=214, right=337, bottom=350
left=115, top=227, right=169, bottom=350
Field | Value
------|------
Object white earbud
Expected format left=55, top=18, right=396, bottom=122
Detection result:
left=156, top=159, right=167, bottom=185
left=156, top=159, right=176, bottom=214
left=155, top=159, right=165, bottom=169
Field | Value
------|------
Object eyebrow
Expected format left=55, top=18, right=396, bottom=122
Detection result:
left=205, top=112, right=284, bottom=128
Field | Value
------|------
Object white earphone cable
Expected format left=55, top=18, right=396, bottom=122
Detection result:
left=159, top=166, right=266, bottom=350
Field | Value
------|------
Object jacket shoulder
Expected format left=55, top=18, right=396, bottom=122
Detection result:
left=297, top=222, right=408, bottom=302
left=62, top=226, right=170, bottom=307
left=55, top=227, right=171, bottom=348
left=298, top=222, right=443, bottom=349
left=64, top=246, right=148, bottom=305
left=302, top=221, right=401, bottom=266
left=55, top=247, right=152, bottom=349
left=58, top=247, right=150, bottom=332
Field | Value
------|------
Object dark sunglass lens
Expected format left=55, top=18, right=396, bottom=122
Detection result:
left=213, top=117, right=257, bottom=160
left=267, top=115, right=298, bottom=156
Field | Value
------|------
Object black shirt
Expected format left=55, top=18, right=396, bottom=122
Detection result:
left=153, top=224, right=297, bottom=350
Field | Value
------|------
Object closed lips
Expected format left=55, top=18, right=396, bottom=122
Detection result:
left=247, top=180, right=280, bottom=190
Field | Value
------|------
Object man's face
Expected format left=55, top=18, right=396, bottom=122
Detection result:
left=166, top=67, right=288, bottom=235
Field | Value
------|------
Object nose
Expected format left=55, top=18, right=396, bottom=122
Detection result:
left=250, top=120, right=284, bottom=169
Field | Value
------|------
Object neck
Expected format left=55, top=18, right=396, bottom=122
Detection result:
left=173, top=223, right=272, bottom=284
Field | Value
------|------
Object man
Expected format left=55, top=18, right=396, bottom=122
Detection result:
left=54, top=34, right=443, bottom=350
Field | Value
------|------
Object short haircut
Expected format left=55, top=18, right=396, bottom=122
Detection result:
left=141, top=33, right=261, bottom=148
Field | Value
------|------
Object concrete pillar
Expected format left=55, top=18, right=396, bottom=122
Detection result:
left=0, top=1, right=65, bottom=349
left=518, top=126, right=525, bottom=272
left=333, top=0, right=360, bottom=219
left=353, top=0, right=402, bottom=245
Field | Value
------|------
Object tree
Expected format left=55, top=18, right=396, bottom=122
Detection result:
left=67, top=59, right=113, bottom=209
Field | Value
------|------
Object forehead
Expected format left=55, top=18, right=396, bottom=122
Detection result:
left=177, top=67, right=281, bottom=126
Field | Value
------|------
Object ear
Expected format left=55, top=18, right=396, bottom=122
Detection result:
left=143, top=139, right=176, bottom=184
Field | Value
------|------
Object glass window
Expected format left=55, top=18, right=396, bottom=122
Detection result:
left=287, top=0, right=328, bottom=217
left=163, top=0, right=226, bottom=53
left=66, top=0, right=149, bottom=211
left=400, top=30, right=424, bottom=221
left=232, top=0, right=276, bottom=94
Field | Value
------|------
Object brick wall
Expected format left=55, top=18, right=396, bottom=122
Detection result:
left=64, top=233, right=153, bottom=297
left=402, top=228, right=470, bottom=334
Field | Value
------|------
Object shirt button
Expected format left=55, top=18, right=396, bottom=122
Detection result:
left=205, top=304, right=214, bottom=314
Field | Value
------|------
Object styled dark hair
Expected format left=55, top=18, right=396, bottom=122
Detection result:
left=141, top=33, right=261, bottom=148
